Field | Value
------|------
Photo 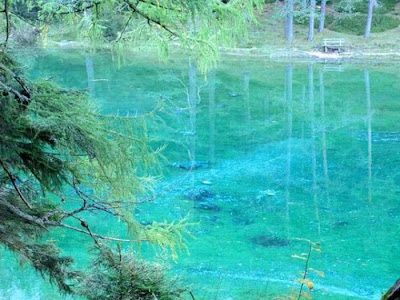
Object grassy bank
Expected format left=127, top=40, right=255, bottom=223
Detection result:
left=232, top=3, right=400, bottom=60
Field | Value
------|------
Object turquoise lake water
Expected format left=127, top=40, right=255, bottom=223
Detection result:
left=1, top=48, right=399, bottom=299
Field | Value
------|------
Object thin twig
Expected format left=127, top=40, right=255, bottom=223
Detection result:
left=115, top=13, right=134, bottom=43
left=3, top=0, right=9, bottom=48
left=0, top=159, right=33, bottom=209
left=138, top=0, right=182, bottom=12
left=54, top=222, right=143, bottom=243
left=53, top=2, right=98, bottom=16
left=125, top=0, right=179, bottom=37
left=189, top=291, right=196, bottom=300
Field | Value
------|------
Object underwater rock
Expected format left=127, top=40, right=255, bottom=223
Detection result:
left=187, top=188, right=215, bottom=201
left=194, top=201, right=221, bottom=212
left=230, top=208, right=254, bottom=226
left=387, top=208, right=400, bottom=218
left=201, top=180, right=212, bottom=185
left=214, top=194, right=236, bottom=203
left=229, top=92, right=241, bottom=97
left=256, top=189, right=277, bottom=200
left=170, top=160, right=209, bottom=170
left=333, top=220, right=349, bottom=227
left=180, top=131, right=197, bottom=136
left=202, top=215, right=221, bottom=223
left=139, top=220, right=152, bottom=226
left=232, top=216, right=254, bottom=226
left=250, top=235, right=291, bottom=248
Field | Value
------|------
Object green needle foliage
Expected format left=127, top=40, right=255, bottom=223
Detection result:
left=11, top=0, right=264, bottom=72
left=0, top=52, right=188, bottom=296
left=79, top=245, right=186, bottom=300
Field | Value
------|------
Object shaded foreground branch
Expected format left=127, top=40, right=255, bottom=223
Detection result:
left=0, top=51, right=192, bottom=298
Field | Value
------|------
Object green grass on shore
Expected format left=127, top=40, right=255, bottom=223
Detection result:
left=240, top=3, right=400, bottom=54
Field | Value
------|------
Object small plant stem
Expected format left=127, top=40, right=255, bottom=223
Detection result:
left=189, top=291, right=196, bottom=300
left=297, top=243, right=312, bottom=300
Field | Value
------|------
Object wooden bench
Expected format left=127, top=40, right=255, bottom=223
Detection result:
left=321, top=38, right=345, bottom=53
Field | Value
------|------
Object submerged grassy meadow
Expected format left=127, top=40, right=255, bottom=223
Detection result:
left=1, top=48, right=400, bottom=299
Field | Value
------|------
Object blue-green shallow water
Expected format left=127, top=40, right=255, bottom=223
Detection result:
left=1, top=48, right=400, bottom=299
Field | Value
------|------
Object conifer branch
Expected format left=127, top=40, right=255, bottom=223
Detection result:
left=0, top=197, right=44, bottom=227
left=0, top=63, right=32, bottom=104
left=0, top=80, right=30, bottom=104
left=0, top=194, right=143, bottom=243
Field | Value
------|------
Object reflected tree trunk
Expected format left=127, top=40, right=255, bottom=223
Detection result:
left=319, top=70, right=329, bottom=185
left=188, top=58, right=198, bottom=167
left=243, top=71, right=251, bottom=148
left=263, top=93, right=269, bottom=126
left=309, top=66, right=321, bottom=236
left=85, top=55, right=95, bottom=97
left=84, top=8, right=95, bottom=97
left=365, top=70, right=373, bottom=202
left=285, top=64, right=293, bottom=237
left=243, top=71, right=251, bottom=122
left=301, top=85, right=306, bottom=139
left=208, top=69, right=216, bottom=167
left=320, top=70, right=332, bottom=220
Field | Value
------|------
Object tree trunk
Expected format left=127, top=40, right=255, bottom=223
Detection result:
left=365, top=0, right=376, bottom=38
left=319, top=0, right=327, bottom=32
left=285, top=0, right=294, bottom=43
left=308, top=0, right=316, bottom=41
left=302, top=0, right=308, bottom=10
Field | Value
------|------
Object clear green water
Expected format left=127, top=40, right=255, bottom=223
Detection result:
left=1, top=48, right=400, bottom=299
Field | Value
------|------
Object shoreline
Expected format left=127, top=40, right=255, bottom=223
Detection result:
left=15, top=40, right=400, bottom=65
left=219, top=47, right=400, bottom=63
